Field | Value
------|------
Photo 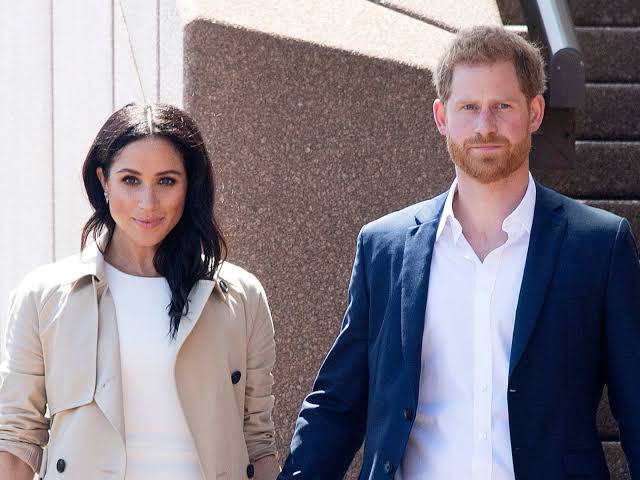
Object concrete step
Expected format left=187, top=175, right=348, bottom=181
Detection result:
left=498, top=0, right=640, bottom=26
left=578, top=27, right=640, bottom=82
left=577, top=84, right=640, bottom=140
left=597, top=388, right=619, bottom=440
left=604, top=442, right=631, bottom=479
left=532, top=142, right=640, bottom=199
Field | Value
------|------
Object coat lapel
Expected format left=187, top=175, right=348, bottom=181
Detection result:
left=509, top=185, right=567, bottom=378
left=175, top=279, right=216, bottom=356
left=401, top=195, right=446, bottom=398
left=94, top=284, right=126, bottom=442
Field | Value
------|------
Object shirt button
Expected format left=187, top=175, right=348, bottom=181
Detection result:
left=56, top=459, right=66, bottom=473
left=479, top=432, right=487, bottom=440
left=402, top=408, right=414, bottom=421
left=246, top=463, right=255, bottom=478
left=480, top=384, right=488, bottom=392
left=231, top=370, right=242, bottom=384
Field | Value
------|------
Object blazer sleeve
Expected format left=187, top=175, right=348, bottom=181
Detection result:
left=0, top=279, right=50, bottom=473
left=280, top=230, right=370, bottom=479
left=243, top=277, right=278, bottom=462
left=604, top=218, right=640, bottom=478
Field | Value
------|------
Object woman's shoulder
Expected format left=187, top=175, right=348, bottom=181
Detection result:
left=13, top=253, right=95, bottom=304
left=217, top=261, right=267, bottom=300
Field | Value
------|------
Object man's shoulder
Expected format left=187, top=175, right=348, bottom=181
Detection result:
left=537, top=184, right=625, bottom=232
left=360, top=192, right=447, bottom=237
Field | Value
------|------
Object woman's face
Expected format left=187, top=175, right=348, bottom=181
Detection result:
left=97, top=136, right=188, bottom=251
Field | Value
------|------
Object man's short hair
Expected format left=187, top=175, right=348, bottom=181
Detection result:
left=434, top=26, right=546, bottom=102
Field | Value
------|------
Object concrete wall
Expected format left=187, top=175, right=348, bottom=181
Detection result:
left=182, top=1, right=502, bottom=475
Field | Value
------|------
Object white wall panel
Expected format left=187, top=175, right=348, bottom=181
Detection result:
left=160, top=0, right=184, bottom=106
left=53, top=1, right=114, bottom=259
left=0, top=3, right=54, bottom=358
left=114, top=0, right=159, bottom=107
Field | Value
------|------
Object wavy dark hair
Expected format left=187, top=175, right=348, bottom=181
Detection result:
left=81, top=103, right=227, bottom=338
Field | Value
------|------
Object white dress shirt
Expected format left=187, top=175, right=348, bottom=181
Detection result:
left=105, top=263, right=202, bottom=480
left=397, top=174, right=536, bottom=480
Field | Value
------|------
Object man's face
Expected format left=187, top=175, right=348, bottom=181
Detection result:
left=433, top=61, right=544, bottom=184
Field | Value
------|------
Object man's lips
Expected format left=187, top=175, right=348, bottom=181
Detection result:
left=468, top=143, right=507, bottom=150
left=133, top=217, right=163, bottom=229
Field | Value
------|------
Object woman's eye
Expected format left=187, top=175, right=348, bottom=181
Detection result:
left=122, top=176, right=139, bottom=185
left=159, top=177, right=176, bottom=186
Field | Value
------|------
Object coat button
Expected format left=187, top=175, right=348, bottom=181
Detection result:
left=246, top=463, right=255, bottom=478
left=403, top=408, right=414, bottom=420
left=384, top=460, right=393, bottom=474
left=231, top=370, right=242, bottom=384
left=56, top=458, right=66, bottom=473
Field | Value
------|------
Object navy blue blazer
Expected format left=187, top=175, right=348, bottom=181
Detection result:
left=280, top=184, right=640, bottom=480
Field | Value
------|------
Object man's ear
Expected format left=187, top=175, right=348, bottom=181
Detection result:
left=529, top=94, right=545, bottom=133
left=433, top=98, right=448, bottom=136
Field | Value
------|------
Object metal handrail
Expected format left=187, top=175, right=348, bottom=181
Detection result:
left=521, top=0, right=585, bottom=109
left=520, top=0, right=586, bottom=168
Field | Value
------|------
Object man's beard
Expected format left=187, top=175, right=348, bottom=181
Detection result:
left=446, top=132, right=531, bottom=184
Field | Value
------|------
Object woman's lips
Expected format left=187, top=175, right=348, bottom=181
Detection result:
left=133, top=217, right=163, bottom=229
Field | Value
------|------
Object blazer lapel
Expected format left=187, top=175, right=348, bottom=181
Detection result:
left=509, top=185, right=567, bottom=378
left=401, top=195, right=446, bottom=399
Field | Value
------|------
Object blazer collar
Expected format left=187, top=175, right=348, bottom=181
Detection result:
left=509, top=183, right=567, bottom=378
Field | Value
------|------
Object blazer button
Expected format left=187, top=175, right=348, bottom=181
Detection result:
left=56, top=458, right=66, bottom=473
left=231, top=370, right=242, bottom=384
left=219, top=279, right=229, bottom=293
left=403, top=407, right=414, bottom=420
left=246, top=463, right=255, bottom=478
left=384, top=460, right=394, bottom=474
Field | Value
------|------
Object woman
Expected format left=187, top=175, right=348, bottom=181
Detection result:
left=0, top=104, right=280, bottom=479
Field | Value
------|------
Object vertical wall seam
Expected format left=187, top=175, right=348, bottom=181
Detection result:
left=156, top=0, right=161, bottom=103
left=111, top=0, right=116, bottom=111
left=50, top=0, right=56, bottom=261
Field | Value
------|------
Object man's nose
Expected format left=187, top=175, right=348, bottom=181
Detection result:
left=474, top=107, right=498, bottom=137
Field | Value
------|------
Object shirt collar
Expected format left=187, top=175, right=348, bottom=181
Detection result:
left=435, top=172, right=537, bottom=244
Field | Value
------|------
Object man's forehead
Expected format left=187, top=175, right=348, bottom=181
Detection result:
left=448, top=61, right=524, bottom=98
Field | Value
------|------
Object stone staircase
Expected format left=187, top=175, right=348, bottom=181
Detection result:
left=500, top=1, right=640, bottom=478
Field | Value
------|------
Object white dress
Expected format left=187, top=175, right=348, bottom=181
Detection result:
left=105, top=263, right=203, bottom=480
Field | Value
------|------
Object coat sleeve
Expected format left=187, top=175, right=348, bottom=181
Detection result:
left=280, top=230, right=370, bottom=479
left=243, top=277, right=278, bottom=462
left=604, top=218, right=640, bottom=478
left=0, top=279, right=50, bottom=473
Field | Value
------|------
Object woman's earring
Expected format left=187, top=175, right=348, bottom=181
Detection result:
left=104, top=191, right=109, bottom=204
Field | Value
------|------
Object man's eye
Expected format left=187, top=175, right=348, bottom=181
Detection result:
left=159, top=177, right=176, bottom=186
left=462, top=104, right=477, bottom=111
left=497, top=103, right=511, bottom=109
left=122, top=176, right=139, bottom=185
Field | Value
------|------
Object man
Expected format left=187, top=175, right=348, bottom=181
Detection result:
left=279, top=26, right=640, bottom=479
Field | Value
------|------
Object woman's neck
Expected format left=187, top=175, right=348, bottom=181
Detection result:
left=104, top=229, right=160, bottom=277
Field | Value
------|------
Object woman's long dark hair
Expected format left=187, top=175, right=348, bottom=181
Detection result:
left=81, top=103, right=227, bottom=338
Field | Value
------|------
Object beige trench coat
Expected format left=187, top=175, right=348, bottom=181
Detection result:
left=0, top=240, right=277, bottom=479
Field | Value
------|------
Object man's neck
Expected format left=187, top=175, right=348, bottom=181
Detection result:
left=452, top=166, right=530, bottom=262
